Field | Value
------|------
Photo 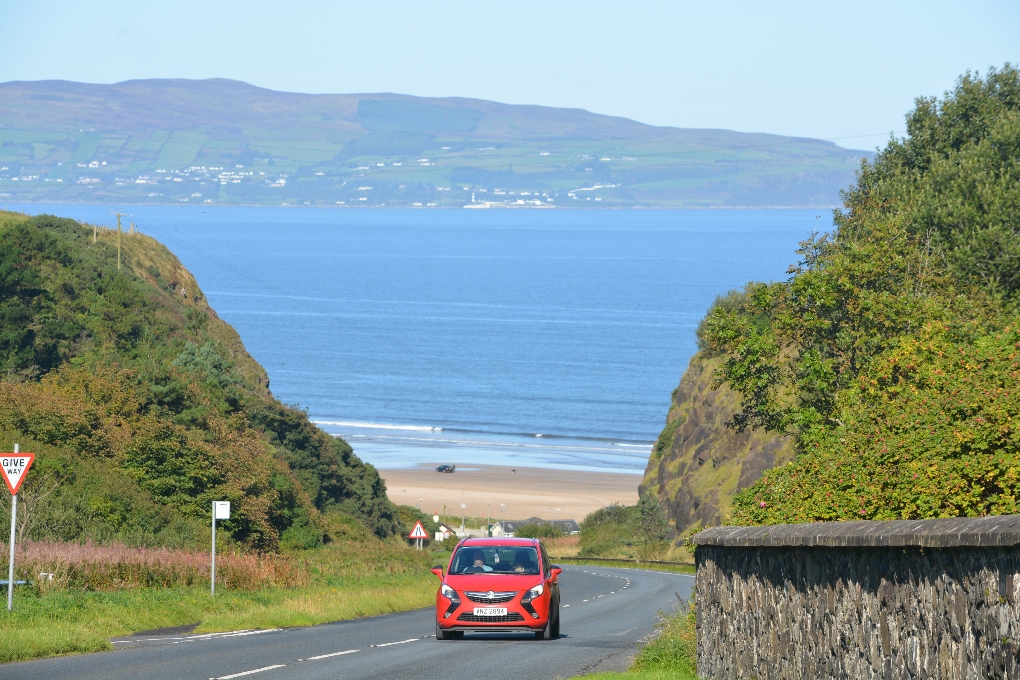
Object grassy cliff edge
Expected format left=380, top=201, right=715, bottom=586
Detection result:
left=0, top=210, right=398, bottom=551
left=641, top=351, right=794, bottom=535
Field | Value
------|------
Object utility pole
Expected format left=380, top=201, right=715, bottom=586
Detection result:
left=93, top=223, right=97, bottom=243
left=115, top=212, right=123, bottom=269
left=7, top=444, right=17, bottom=611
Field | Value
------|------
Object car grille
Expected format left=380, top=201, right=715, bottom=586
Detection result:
left=458, top=612, right=525, bottom=623
left=464, top=591, right=518, bottom=604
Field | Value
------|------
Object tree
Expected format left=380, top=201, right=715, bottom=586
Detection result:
left=699, top=65, right=1020, bottom=524
left=637, top=492, right=669, bottom=543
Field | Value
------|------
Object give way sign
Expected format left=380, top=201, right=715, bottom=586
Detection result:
left=408, top=521, right=429, bottom=539
left=1, top=453, right=34, bottom=495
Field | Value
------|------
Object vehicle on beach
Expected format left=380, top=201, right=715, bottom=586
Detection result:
left=432, top=537, right=561, bottom=640
left=435, top=464, right=456, bottom=473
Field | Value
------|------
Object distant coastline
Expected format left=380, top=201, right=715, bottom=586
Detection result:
left=0, top=78, right=869, bottom=210
left=3, top=199, right=844, bottom=211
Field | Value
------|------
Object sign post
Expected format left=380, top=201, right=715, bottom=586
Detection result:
left=211, top=501, right=230, bottom=596
left=409, top=521, right=429, bottom=551
left=1, top=444, right=35, bottom=612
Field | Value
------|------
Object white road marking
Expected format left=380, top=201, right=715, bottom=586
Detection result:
left=208, top=630, right=281, bottom=639
left=305, top=649, right=359, bottom=661
left=194, top=630, right=251, bottom=638
left=212, top=664, right=286, bottom=679
left=371, top=638, right=418, bottom=648
left=112, top=629, right=280, bottom=647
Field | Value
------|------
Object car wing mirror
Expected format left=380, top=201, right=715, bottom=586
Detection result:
left=550, top=566, right=562, bottom=579
left=431, top=566, right=444, bottom=578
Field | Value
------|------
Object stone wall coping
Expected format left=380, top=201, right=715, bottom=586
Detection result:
left=692, top=515, right=1020, bottom=548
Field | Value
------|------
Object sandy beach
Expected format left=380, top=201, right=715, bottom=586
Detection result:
left=379, top=463, right=641, bottom=525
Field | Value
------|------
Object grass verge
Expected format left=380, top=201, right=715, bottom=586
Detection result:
left=584, top=671, right=698, bottom=680
left=551, top=557, right=694, bottom=575
left=0, top=541, right=443, bottom=664
left=581, top=595, right=698, bottom=680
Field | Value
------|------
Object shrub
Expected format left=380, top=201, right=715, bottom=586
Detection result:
left=514, top=522, right=562, bottom=539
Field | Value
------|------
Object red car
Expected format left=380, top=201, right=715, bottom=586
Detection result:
left=432, top=537, right=562, bottom=640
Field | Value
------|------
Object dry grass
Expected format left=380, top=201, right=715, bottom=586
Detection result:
left=3, top=540, right=306, bottom=591
left=544, top=535, right=581, bottom=557
left=0, top=538, right=440, bottom=663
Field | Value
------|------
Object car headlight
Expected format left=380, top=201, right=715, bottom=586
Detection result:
left=521, top=583, right=544, bottom=604
left=441, top=584, right=460, bottom=602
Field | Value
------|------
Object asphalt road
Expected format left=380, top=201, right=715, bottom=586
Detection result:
left=2, top=566, right=693, bottom=680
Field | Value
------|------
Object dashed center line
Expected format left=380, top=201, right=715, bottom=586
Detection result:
left=207, top=569, right=657, bottom=678
left=213, top=664, right=286, bottom=679
left=305, top=649, right=359, bottom=661
left=371, top=638, right=418, bottom=648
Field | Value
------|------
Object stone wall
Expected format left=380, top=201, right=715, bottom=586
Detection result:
left=693, top=516, right=1020, bottom=679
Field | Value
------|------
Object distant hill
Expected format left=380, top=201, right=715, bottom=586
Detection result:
left=0, top=211, right=398, bottom=551
left=0, top=78, right=869, bottom=208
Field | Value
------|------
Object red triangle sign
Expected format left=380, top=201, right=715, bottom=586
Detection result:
left=409, top=521, right=429, bottom=539
left=0, top=453, right=34, bottom=495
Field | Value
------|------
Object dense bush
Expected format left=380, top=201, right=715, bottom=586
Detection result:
left=578, top=494, right=670, bottom=557
left=514, top=522, right=562, bottom=539
left=697, top=65, right=1020, bottom=524
left=0, top=212, right=399, bottom=550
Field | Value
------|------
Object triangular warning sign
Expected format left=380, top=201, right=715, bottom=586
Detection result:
left=0, top=453, right=34, bottom=495
left=409, top=521, right=429, bottom=539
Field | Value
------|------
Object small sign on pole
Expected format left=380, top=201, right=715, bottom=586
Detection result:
left=211, top=501, right=230, bottom=596
left=409, top=521, right=429, bottom=551
left=2, top=444, right=34, bottom=612
left=214, top=501, right=231, bottom=520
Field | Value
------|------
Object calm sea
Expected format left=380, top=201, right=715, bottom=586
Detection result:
left=10, top=204, right=826, bottom=473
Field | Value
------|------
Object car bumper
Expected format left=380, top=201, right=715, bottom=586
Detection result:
left=436, top=595, right=549, bottom=631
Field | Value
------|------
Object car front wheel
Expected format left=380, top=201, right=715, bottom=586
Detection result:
left=535, top=608, right=558, bottom=640
left=436, top=620, right=452, bottom=641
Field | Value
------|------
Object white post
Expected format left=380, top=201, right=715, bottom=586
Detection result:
left=210, top=502, right=216, bottom=597
left=7, top=443, right=18, bottom=612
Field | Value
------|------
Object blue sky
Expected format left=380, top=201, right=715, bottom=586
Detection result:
left=2, top=1, right=1016, bottom=150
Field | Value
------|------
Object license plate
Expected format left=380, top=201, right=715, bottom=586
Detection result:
left=473, top=607, right=507, bottom=616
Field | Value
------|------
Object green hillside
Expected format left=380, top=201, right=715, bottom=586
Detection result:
left=0, top=211, right=398, bottom=550
left=659, top=64, right=1020, bottom=526
left=0, top=78, right=868, bottom=208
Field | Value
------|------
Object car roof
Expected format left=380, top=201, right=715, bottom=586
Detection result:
left=459, top=537, right=538, bottom=547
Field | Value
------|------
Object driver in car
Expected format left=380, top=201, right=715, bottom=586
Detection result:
left=512, top=552, right=532, bottom=573
left=467, top=550, right=493, bottom=572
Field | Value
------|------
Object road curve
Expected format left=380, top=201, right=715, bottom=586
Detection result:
left=2, top=566, right=693, bottom=680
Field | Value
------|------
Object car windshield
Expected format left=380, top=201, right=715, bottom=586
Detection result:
left=449, top=546, right=540, bottom=575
